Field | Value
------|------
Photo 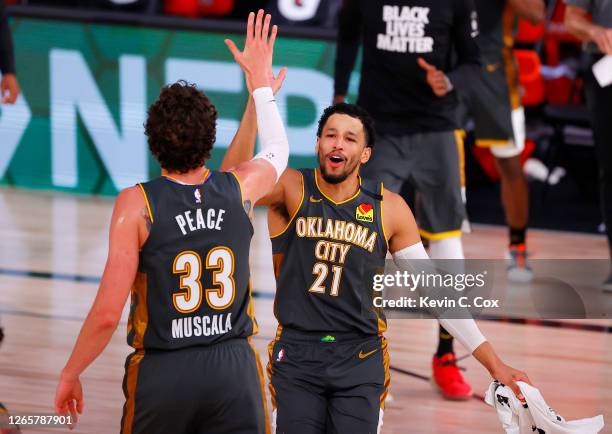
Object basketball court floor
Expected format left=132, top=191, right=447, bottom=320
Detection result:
left=0, top=187, right=610, bottom=433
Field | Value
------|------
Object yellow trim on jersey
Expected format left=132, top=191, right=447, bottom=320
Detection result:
left=137, top=183, right=154, bottom=224
left=229, top=171, right=245, bottom=203
left=163, top=168, right=210, bottom=185
left=122, top=351, right=145, bottom=434
left=380, top=183, right=390, bottom=252
left=379, top=337, right=390, bottom=409
left=476, top=139, right=513, bottom=148
left=314, top=170, right=362, bottom=205
left=130, top=272, right=149, bottom=348
left=419, top=228, right=462, bottom=241
left=270, top=172, right=305, bottom=239
left=455, top=130, right=466, bottom=189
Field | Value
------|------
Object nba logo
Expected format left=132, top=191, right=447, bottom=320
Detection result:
left=276, top=348, right=285, bottom=362
left=194, top=188, right=202, bottom=204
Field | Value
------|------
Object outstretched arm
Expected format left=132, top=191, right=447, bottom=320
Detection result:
left=55, top=187, right=144, bottom=422
left=224, top=10, right=289, bottom=207
left=383, top=190, right=531, bottom=399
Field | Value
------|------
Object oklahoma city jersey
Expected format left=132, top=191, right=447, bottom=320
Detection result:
left=128, top=171, right=256, bottom=350
left=271, top=169, right=388, bottom=335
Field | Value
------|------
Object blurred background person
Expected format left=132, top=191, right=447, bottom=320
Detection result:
left=565, top=0, right=612, bottom=291
left=333, top=0, right=481, bottom=401
left=456, top=0, right=545, bottom=283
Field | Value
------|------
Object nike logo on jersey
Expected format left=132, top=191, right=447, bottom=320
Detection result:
left=358, top=348, right=379, bottom=359
left=309, top=196, right=322, bottom=203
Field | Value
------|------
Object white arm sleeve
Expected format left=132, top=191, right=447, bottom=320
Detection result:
left=252, top=87, right=289, bottom=181
left=391, top=243, right=487, bottom=354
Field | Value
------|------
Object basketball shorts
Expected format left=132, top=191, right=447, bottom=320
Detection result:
left=457, top=51, right=526, bottom=159
left=363, top=130, right=465, bottom=240
left=267, top=328, right=390, bottom=434
left=121, top=338, right=269, bottom=434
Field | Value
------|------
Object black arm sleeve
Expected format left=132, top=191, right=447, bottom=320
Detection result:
left=446, top=0, right=480, bottom=88
left=333, top=0, right=362, bottom=97
left=0, top=1, right=16, bottom=75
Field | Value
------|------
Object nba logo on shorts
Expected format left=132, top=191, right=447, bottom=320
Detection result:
left=194, top=188, right=202, bottom=204
left=276, top=348, right=285, bottom=362
left=356, top=203, right=374, bottom=222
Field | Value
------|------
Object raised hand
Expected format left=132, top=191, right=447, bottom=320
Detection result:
left=417, top=57, right=452, bottom=97
left=225, top=10, right=286, bottom=92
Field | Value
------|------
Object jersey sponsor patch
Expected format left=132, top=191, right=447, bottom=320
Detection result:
left=356, top=203, right=374, bottom=223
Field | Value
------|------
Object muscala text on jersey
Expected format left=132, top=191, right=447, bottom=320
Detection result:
left=172, top=313, right=232, bottom=339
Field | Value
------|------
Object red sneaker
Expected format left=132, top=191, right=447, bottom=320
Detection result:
left=432, top=353, right=473, bottom=400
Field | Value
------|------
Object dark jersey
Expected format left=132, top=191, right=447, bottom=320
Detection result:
left=271, top=169, right=388, bottom=336
left=474, top=0, right=517, bottom=59
left=334, top=0, right=480, bottom=134
left=128, top=171, right=256, bottom=351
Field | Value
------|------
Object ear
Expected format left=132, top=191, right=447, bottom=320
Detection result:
left=360, top=146, right=372, bottom=164
left=315, top=137, right=320, bottom=154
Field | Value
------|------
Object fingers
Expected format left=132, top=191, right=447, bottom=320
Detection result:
left=246, top=12, right=255, bottom=43
left=76, top=397, right=84, bottom=414
left=254, top=9, right=264, bottom=41
left=509, top=381, right=526, bottom=401
left=1, top=80, right=7, bottom=104
left=272, top=66, right=287, bottom=94
left=224, top=39, right=242, bottom=60
left=262, top=13, right=271, bottom=43
left=268, top=25, right=278, bottom=52
left=417, top=57, right=435, bottom=72
left=6, top=86, right=18, bottom=104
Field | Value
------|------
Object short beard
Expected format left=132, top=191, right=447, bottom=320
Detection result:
left=318, top=157, right=359, bottom=185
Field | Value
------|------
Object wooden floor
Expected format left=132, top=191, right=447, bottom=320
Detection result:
left=0, top=187, right=610, bottom=433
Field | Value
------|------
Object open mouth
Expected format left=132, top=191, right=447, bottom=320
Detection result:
left=327, top=154, right=346, bottom=167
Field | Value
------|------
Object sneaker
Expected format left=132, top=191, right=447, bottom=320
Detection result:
left=507, top=243, right=534, bottom=283
left=432, top=353, right=473, bottom=400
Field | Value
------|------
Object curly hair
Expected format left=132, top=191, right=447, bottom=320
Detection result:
left=145, top=80, right=217, bottom=173
left=316, top=103, right=376, bottom=148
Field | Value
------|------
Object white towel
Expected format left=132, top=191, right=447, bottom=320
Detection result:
left=485, top=381, right=604, bottom=434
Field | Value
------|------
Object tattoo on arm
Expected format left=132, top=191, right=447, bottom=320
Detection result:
left=243, top=200, right=253, bottom=220
left=141, top=207, right=152, bottom=232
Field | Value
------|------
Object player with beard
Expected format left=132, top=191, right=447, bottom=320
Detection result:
left=221, top=102, right=532, bottom=433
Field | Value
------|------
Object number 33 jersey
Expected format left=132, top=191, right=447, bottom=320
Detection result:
left=129, top=172, right=256, bottom=350
left=271, top=169, right=389, bottom=336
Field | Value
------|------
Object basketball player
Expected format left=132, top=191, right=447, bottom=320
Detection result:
left=54, top=10, right=288, bottom=433
left=333, top=0, right=480, bottom=400
left=457, top=0, right=545, bottom=282
left=222, top=103, right=532, bottom=433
